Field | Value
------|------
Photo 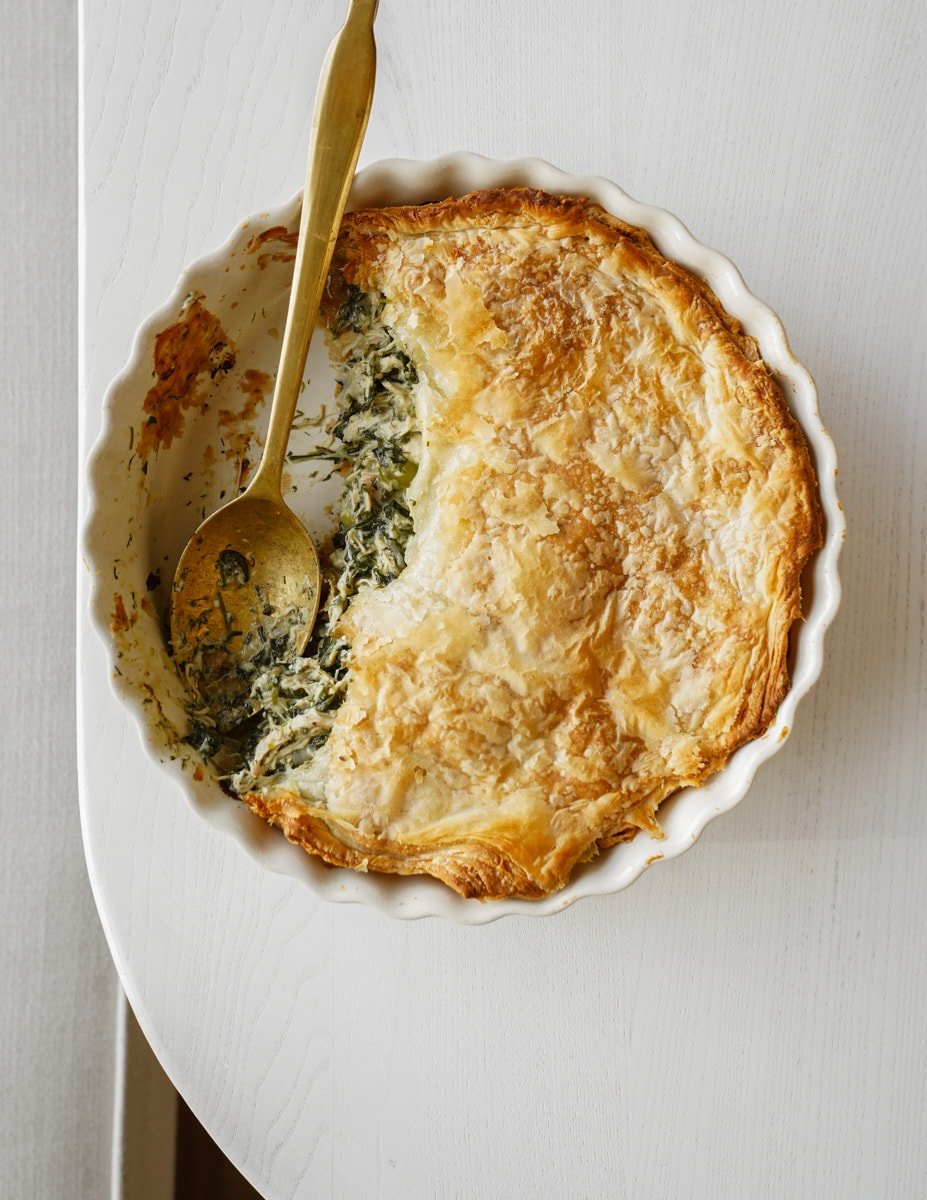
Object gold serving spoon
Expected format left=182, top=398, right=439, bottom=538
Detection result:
left=170, top=0, right=378, bottom=724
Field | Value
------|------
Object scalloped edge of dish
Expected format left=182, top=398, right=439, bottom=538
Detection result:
left=82, top=153, right=844, bottom=924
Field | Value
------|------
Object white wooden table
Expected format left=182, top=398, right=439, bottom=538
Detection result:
left=80, top=1, right=926, bottom=1196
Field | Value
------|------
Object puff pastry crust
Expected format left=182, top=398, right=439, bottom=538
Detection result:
left=243, top=188, right=822, bottom=900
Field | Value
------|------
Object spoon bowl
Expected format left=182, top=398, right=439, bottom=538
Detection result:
left=169, top=488, right=321, bottom=724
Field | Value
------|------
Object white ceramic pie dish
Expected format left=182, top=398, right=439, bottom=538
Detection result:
left=83, top=153, right=843, bottom=923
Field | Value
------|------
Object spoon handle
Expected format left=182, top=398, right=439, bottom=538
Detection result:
left=249, top=0, right=379, bottom=500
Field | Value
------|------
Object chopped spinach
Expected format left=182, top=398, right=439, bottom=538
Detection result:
left=185, top=287, right=420, bottom=799
left=216, top=548, right=250, bottom=587
left=332, top=283, right=374, bottom=336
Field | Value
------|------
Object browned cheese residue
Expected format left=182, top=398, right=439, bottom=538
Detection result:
left=138, top=300, right=236, bottom=460
left=219, top=368, right=273, bottom=429
left=217, top=368, right=273, bottom=465
left=110, top=593, right=137, bottom=634
left=245, top=225, right=299, bottom=269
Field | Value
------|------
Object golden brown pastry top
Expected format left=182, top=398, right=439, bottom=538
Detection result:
left=244, top=188, right=822, bottom=900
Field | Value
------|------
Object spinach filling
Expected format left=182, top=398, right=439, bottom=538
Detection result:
left=186, top=285, right=420, bottom=794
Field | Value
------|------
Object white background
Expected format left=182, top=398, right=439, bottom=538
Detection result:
left=75, top=0, right=926, bottom=1197
left=2, top=4, right=117, bottom=1198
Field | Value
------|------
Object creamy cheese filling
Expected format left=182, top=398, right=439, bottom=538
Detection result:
left=184, top=286, right=420, bottom=795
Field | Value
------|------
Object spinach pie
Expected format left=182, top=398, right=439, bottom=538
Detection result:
left=192, top=188, right=822, bottom=900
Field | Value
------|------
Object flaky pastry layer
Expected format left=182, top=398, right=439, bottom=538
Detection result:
left=243, top=188, right=822, bottom=900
